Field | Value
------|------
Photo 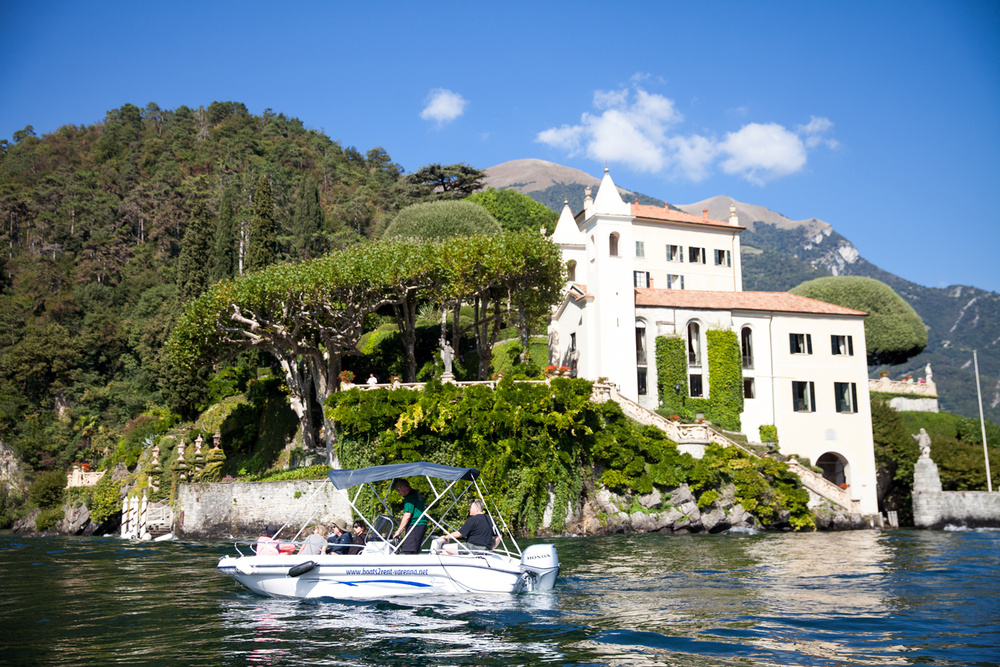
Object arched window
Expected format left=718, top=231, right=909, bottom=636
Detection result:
left=687, top=321, right=703, bottom=398
left=741, top=327, right=753, bottom=369
left=609, top=232, right=619, bottom=257
left=687, top=322, right=701, bottom=366
left=635, top=320, right=648, bottom=395
left=567, top=260, right=577, bottom=282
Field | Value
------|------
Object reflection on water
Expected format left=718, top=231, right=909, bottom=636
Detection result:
left=1, top=529, right=998, bottom=666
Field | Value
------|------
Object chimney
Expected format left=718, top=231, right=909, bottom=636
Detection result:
left=584, top=186, right=593, bottom=215
left=729, top=203, right=739, bottom=226
left=702, top=209, right=709, bottom=221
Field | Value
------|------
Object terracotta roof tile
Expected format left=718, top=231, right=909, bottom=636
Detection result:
left=634, top=289, right=867, bottom=316
left=630, top=203, right=744, bottom=230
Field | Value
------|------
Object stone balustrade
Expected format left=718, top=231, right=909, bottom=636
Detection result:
left=869, top=375, right=937, bottom=397
left=66, top=464, right=105, bottom=488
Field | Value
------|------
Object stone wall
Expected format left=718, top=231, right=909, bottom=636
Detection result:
left=912, top=457, right=1000, bottom=528
left=176, top=479, right=352, bottom=539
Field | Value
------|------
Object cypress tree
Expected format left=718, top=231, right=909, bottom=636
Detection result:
left=291, top=175, right=324, bottom=260
left=211, top=187, right=237, bottom=281
left=177, top=200, right=214, bottom=302
left=246, top=175, right=277, bottom=272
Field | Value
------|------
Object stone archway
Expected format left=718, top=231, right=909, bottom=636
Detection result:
left=816, top=452, right=848, bottom=487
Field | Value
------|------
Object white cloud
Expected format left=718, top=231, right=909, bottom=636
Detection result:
left=798, top=115, right=839, bottom=149
left=420, top=89, right=467, bottom=126
left=718, top=123, right=807, bottom=185
left=536, top=82, right=837, bottom=185
left=536, top=85, right=682, bottom=173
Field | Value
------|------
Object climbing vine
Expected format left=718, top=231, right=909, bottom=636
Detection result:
left=654, top=329, right=743, bottom=431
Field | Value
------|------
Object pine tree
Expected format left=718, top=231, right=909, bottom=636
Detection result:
left=211, top=186, right=237, bottom=281
left=177, top=200, right=214, bottom=302
left=246, top=175, right=277, bottom=272
left=291, top=175, right=324, bottom=260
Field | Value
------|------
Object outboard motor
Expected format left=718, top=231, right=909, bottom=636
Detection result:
left=519, top=544, right=559, bottom=591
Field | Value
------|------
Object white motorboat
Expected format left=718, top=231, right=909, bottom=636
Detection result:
left=216, top=462, right=560, bottom=599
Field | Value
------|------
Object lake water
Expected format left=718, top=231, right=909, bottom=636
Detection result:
left=2, top=529, right=998, bottom=666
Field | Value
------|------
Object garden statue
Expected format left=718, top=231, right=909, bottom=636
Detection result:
left=913, top=428, right=932, bottom=459
left=440, top=338, right=454, bottom=376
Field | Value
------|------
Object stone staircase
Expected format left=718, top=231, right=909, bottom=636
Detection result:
left=591, top=383, right=862, bottom=514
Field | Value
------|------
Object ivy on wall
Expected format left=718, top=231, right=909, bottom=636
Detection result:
left=655, top=335, right=687, bottom=416
left=654, top=329, right=743, bottom=431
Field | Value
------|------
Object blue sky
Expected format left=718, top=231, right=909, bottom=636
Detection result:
left=2, top=1, right=998, bottom=292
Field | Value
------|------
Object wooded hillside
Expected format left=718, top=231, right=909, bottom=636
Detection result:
left=0, top=102, right=417, bottom=474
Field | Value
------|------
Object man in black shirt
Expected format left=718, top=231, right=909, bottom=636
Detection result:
left=433, top=499, right=499, bottom=553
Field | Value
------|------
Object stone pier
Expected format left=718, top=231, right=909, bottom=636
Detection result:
left=913, top=456, right=1000, bottom=529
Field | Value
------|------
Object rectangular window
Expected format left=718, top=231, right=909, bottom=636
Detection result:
left=635, top=241, right=645, bottom=258
left=667, top=274, right=684, bottom=290
left=667, top=244, right=683, bottom=262
left=714, top=249, right=731, bottom=266
left=831, top=335, right=854, bottom=356
left=688, top=247, right=706, bottom=264
left=743, top=378, right=756, bottom=399
left=637, top=369, right=647, bottom=395
left=689, top=374, right=703, bottom=398
left=789, top=333, right=813, bottom=355
left=633, top=271, right=649, bottom=288
left=835, top=382, right=858, bottom=413
left=792, top=381, right=816, bottom=412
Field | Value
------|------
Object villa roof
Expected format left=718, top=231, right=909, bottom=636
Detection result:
left=634, top=289, right=867, bottom=316
left=630, top=203, right=744, bottom=230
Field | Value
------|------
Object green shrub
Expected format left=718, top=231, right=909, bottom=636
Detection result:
left=28, top=470, right=67, bottom=509
left=465, top=187, right=558, bottom=233
left=35, top=506, right=64, bottom=531
left=89, top=472, right=123, bottom=524
left=759, top=425, right=778, bottom=444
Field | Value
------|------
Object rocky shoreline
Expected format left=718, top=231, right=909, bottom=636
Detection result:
left=11, top=476, right=875, bottom=539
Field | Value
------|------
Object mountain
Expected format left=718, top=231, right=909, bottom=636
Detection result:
left=485, top=160, right=1000, bottom=425
left=484, top=159, right=671, bottom=212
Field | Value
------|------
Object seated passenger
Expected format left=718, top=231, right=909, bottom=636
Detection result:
left=432, top=499, right=499, bottom=553
left=347, top=520, right=367, bottom=555
left=326, top=519, right=353, bottom=554
left=298, top=523, right=328, bottom=556
left=256, top=524, right=280, bottom=556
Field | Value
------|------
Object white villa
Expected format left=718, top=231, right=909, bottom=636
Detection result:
left=548, top=169, right=878, bottom=515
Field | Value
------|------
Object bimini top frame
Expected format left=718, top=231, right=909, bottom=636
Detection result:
left=328, top=461, right=518, bottom=558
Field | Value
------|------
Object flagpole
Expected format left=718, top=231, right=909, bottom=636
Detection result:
left=973, top=350, right=992, bottom=492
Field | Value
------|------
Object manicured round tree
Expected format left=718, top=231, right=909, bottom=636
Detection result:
left=383, top=200, right=500, bottom=241
left=789, top=276, right=926, bottom=366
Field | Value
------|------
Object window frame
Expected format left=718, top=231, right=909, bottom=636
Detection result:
left=666, top=244, right=684, bottom=262
left=713, top=249, right=731, bottom=266
left=667, top=274, right=684, bottom=290
left=688, top=246, right=706, bottom=264
left=633, top=271, right=650, bottom=288
left=789, top=333, right=813, bottom=355
left=792, top=380, right=816, bottom=413
left=834, top=382, right=858, bottom=413
left=831, top=334, right=854, bottom=356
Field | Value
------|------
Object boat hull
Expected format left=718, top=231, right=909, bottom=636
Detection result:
left=218, top=552, right=527, bottom=599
